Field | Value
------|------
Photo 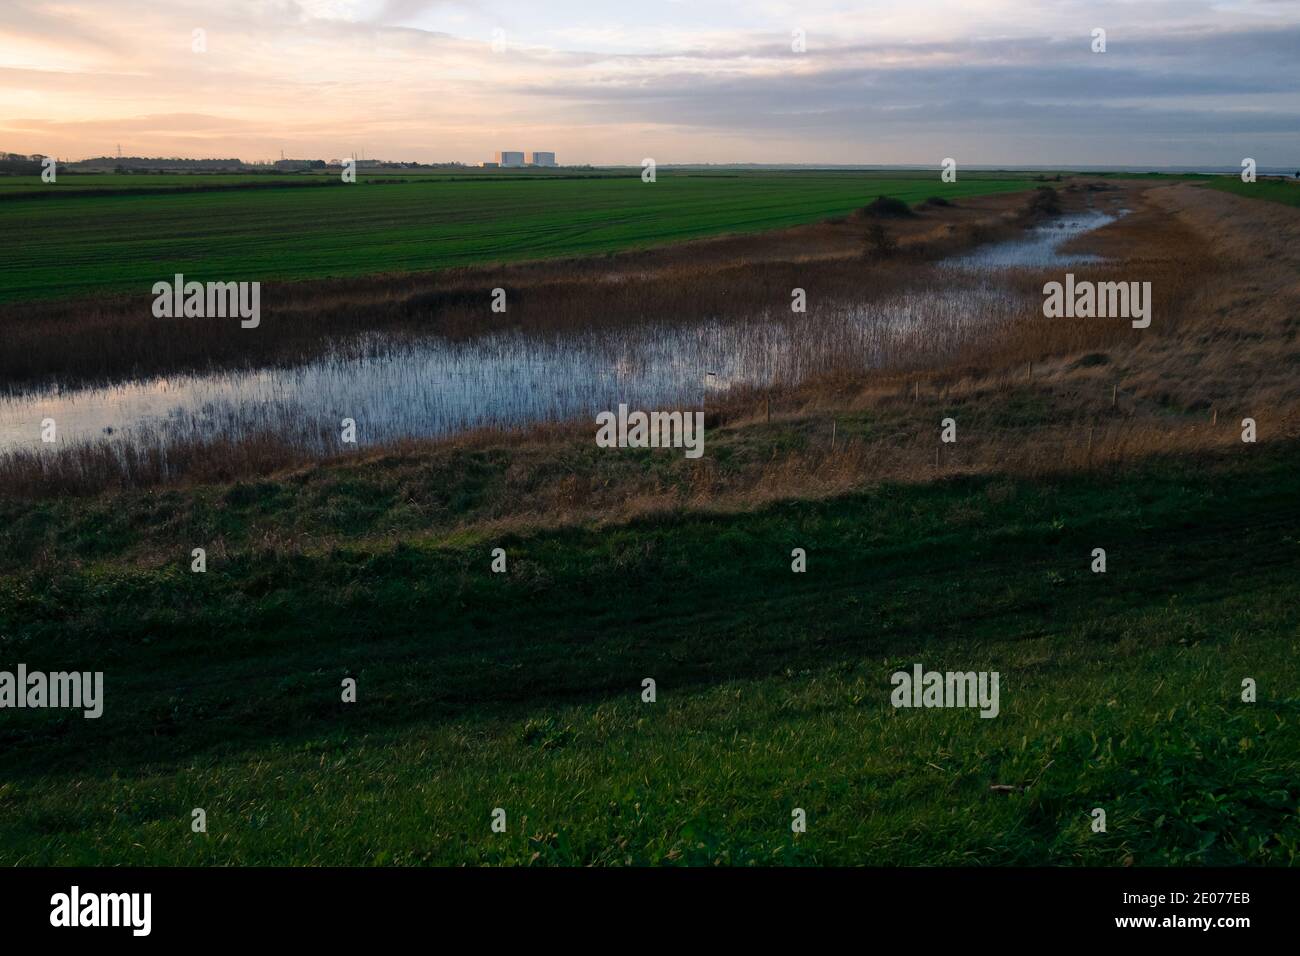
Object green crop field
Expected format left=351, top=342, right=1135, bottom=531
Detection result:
left=1205, top=176, right=1300, bottom=208
left=0, top=171, right=1039, bottom=303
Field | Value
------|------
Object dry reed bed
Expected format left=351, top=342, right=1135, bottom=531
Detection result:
left=0, top=188, right=1049, bottom=390
left=3, top=179, right=1292, bottom=512
left=7, top=391, right=1293, bottom=573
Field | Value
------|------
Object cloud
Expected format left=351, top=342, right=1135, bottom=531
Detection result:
left=0, top=0, right=1297, bottom=164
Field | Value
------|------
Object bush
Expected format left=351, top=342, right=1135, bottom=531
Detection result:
left=1023, top=186, right=1062, bottom=218
left=859, top=195, right=914, bottom=218
left=864, top=223, right=897, bottom=257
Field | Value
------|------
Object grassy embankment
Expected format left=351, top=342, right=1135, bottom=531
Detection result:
left=0, top=427, right=1295, bottom=865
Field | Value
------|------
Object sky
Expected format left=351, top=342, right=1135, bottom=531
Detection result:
left=1, top=0, right=1298, bottom=166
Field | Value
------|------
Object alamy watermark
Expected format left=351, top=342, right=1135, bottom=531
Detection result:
left=152, top=273, right=260, bottom=328
left=891, top=663, right=1000, bottom=718
left=596, top=404, right=705, bottom=458
left=0, top=664, right=103, bottom=718
left=1043, top=273, right=1150, bottom=328
left=50, top=886, right=150, bottom=936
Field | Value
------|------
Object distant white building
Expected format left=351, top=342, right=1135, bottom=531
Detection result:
left=495, top=151, right=524, bottom=167
left=528, top=151, right=556, bottom=167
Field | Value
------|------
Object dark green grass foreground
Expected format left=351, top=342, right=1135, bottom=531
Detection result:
left=0, top=445, right=1296, bottom=865
left=1, top=171, right=1035, bottom=303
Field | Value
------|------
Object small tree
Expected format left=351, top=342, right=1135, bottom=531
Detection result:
left=1024, top=186, right=1062, bottom=218
left=864, top=223, right=897, bottom=258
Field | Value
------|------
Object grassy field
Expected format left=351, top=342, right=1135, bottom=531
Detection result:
left=0, top=432, right=1295, bottom=865
left=1, top=172, right=1293, bottom=868
left=1205, top=176, right=1300, bottom=208
left=1, top=171, right=1038, bottom=303
left=0, top=167, right=1057, bottom=192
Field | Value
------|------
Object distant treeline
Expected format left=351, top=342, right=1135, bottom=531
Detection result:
left=78, top=157, right=245, bottom=170
left=0, top=159, right=41, bottom=175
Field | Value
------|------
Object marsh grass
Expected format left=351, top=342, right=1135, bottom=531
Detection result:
left=0, top=186, right=1046, bottom=390
left=0, top=179, right=1245, bottom=499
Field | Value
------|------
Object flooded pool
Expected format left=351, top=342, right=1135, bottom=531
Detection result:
left=0, top=287, right=1019, bottom=455
left=943, top=209, right=1116, bottom=270
left=0, top=212, right=1116, bottom=458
